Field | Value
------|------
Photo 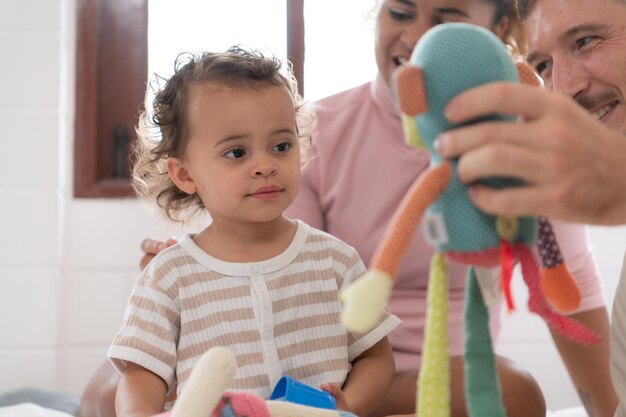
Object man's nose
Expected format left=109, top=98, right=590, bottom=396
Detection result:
left=549, top=58, right=589, bottom=98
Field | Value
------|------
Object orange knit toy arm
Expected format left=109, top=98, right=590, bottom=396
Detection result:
left=340, top=161, right=451, bottom=333
left=370, top=161, right=452, bottom=278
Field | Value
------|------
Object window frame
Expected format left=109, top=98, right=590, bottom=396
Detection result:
left=74, top=0, right=304, bottom=198
left=74, top=0, right=148, bottom=197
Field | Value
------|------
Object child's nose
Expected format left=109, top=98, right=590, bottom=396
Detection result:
left=253, top=160, right=277, bottom=177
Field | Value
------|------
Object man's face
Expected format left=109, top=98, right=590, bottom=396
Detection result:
left=525, top=0, right=626, bottom=133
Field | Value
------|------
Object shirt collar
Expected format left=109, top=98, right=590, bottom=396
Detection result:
left=371, top=73, right=401, bottom=120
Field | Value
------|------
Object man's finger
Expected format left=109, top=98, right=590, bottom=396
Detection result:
left=455, top=142, right=550, bottom=185
left=445, top=83, right=550, bottom=124
left=467, top=184, right=552, bottom=218
left=436, top=119, right=547, bottom=159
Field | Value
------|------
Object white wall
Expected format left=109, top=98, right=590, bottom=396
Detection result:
left=0, top=0, right=194, bottom=394
left=0, top=0, right=64, bottom=390
left=0, top=0, right=624, bottom=412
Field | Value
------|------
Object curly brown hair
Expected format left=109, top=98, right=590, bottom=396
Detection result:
left=132, top=46, right=315, bottom=222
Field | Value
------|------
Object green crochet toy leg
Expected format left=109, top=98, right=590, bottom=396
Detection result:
left=417, top=254, right=450, bottom=417
left=463, top=267, right=506, bottom=417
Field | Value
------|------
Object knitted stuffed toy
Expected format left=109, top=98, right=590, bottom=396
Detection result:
left=340, top=23, right=600, bottom=417
left=151, top=346, right=357, bottom=417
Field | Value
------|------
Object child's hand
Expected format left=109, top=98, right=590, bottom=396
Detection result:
left=320, top=383, right=350, bottom=412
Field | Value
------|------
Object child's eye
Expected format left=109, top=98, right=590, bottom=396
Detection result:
left=224, top=147, right=246, bottom=159
left=272, top=142, right=292, bottom=153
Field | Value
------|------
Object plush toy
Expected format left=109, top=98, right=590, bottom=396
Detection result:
left=340, top=23, right=600, bottom=417
left=152, top=346, right=357, bottom=417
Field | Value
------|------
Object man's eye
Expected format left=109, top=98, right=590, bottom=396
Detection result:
left=272, top=142, right=291, bottom=153
left=536, top=62, right=546, bottom=73
left=576, top=36, right=597, bottom=49
left=535, top=61, right=551, bottom=77
left=225, top=148, right=246, bottom=159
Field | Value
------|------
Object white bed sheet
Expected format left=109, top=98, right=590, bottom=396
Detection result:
left=0, top=402, right=589, bottom=417
left=0, top=403, right=73, bottom=417
left=547, top=406, right=588, bottom=417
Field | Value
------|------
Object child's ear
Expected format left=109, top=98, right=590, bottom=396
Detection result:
left=166, top=157, right=197, bottom=195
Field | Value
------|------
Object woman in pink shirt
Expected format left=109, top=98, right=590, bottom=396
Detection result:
left=282, top=1, right=615, bottom=416
left=131, top=1, right=615, bottom=417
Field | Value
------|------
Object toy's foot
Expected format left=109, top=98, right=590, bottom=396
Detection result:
left=540, top=263, right=581, bottom=313
left=340, top=270, right=392, bottom=332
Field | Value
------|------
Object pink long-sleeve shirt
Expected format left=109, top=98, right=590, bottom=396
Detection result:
left=285, top=75, right=606, bottom=374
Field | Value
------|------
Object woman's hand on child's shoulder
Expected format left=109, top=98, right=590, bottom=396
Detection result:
left=139, top=237, right=177, bottom=270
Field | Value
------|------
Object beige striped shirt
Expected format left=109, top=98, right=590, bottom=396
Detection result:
left=108, top=220, right=400, bottom=397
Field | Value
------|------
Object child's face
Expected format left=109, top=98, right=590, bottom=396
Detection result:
left=168, top=82, right=301, bottom=226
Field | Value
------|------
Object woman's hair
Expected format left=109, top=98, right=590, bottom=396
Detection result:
left=515, top=0, right=535, bottom=20
left=132, top=46, right=315, bottom=222
left=491, top=0, right=528, bottom=58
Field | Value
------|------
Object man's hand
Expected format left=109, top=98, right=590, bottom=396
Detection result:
left=436, top=82, right=626, bottom=225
